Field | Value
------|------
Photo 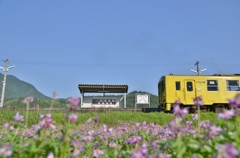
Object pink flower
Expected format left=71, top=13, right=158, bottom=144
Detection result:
left=39, top=114, right=55, bottom=129
left=193, top=96, right=204, bottom=106
left=217, top=109, right=235, bottom=119
left=228, top=93, right=240, bottom=108
left=208, top=125, right=222, bottom=138
left=71, top=140, right=84, bottom=157
left=172, top=104, right=188, bottom=118
left=217, top=143, right=238, bottom=158
left=67, top=97, right=80, bottom=111
left=22, top=96, right=34, bottom=104
left=46, top=152, right=54, bottom=158
left=0, top=143, right=13, bottom=157
left=127, top=136, right=142, bottom=144
left=93, top=149, right=105, bottom=158
left=65, top=114, right=78, bottom=122
left=14, top=112, right=24, bottom=122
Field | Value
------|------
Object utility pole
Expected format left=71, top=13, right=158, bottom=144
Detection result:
left=0, top=59, right=15, bottom=108
left=191, top=61, right=206, bottom=75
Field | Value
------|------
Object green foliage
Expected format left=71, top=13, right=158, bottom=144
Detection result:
left=126, top=91, right=159, bottom=108
left=0, top=73, right=51, bottom=101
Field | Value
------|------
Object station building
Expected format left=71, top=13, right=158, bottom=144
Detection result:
left=78, top=84, right=128, bottom=108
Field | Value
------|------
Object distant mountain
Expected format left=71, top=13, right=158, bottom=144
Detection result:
left=0, top=73, right=51, bottom=101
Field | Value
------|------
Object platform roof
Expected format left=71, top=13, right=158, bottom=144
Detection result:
left=78, top=84, right=128, bottom=94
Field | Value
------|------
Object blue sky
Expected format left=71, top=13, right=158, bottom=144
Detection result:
left=0, top=0, right=240, bottom=98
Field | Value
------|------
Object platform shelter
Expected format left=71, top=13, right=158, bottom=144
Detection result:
left=78, top=84, right=128, bottom=108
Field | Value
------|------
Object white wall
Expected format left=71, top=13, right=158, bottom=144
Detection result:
left=81, top=96, right=124, bottom=108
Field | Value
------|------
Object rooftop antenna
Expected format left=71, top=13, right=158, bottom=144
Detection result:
left=0, top=59, right=15, bottom=108
left=190, top=61, right=206, bottom=76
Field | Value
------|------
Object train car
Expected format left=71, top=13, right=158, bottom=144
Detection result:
left=158, top=74, right=240, bottom=112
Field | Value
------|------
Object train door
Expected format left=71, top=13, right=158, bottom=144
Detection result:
left=184, top=80, right=197, bottom=104
left=175, top=81, right=184, bottom=102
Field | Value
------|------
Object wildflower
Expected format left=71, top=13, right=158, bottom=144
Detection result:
left=25, top=129, right=34, bottom=138
left=22, top=96, right=34, bottom=104
left=130, top=142, right=148, bottom=158
left=94, top=116, right=99, bottom=123
left=67, top=97, right=80, bottom=111
left=65, top=114, right=78, bottom=122
left=192, top=114, right=198, bottom=120
left=193, top=96, right=204, bottom=106
left=208, top=125, right=222, bottom=138
left=217, top=109, right=235, bottom=119
left=186, top=121, right=192, bottom=127
left=172, top=104, right=188, bottom=118
left=14, top=112, right=24, bottom=122
left=3, top=123, right=9, bottom=129
left=148, top=152, right=171, bottom=158
left=93, top=149, right=105, bottom=158
left=71, top=139, right=84, bottom=157
left=200, top=120, right=211, bottom=129
left=217, top=143, right=238, bottom=158
left=39, top=114, right=55, bottom=129
left=127, top=136, right=142, bottom=144
left=47, top=152, right=54, bottom=158
left=0, top=143, right=13, bottom=157
left=228, top=93, right=240, bottom=108
left=83, top=135, right=93, bottom=143
left=109, top=141, right=117, bottom=148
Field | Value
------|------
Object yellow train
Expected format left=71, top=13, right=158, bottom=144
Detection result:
left=158, top=74, right=240, bottom=112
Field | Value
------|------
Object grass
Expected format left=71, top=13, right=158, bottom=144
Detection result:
left=0, top=110, right=217, bottom=127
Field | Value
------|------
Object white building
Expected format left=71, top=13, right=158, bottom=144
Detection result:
left=78, top=84, right=128, bottom=108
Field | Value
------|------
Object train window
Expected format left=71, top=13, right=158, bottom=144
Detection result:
left=186, top=82, right=193, bottom=91
left=207, top=80, right=218, bottom=91
left=176, top=81, right=181, bottom=90
left=227, top=80, right=240, bottom=91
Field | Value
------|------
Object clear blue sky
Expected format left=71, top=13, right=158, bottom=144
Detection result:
left=0, top=0, right=240, bottom=98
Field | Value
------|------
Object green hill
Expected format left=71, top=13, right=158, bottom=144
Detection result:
left=1, top=73, right=159, bottom=108
left=126, top=90, right=159, bottom=108
left=0, top=73, right=51, bottom=101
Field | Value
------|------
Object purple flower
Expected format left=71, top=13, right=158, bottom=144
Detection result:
left=67, top=97, right=80, bottom=111
left=200, top=120, right=211, bottom=129
left=71, top=139, right=84, bottom=157
left=217, top=143, right=238, bottom=158
left=193, top=96, right=204, bottom=106
left=109, top=141, right=117, bottom=148
left=25, top=129, right=34, bottom=138
left=83, top=135, right=93, bottom=143
left=47, top=152, right=54, bottom=158
left=192, top=114, right=198, bottom=120
left=208, top=125, right=222, bottom=138
left=130, top=142, right=148, bottom=158
left=172, top=104, right=188, bottom=118
left=39, top=114, right=55, bottom=129
left=148, top=152, right=171, bottom=158
left=94, top=116, right=99, bottom=123
left=0, top=143, right=13, bottom=157
left=14, top=112, right=24, bottom=122
left=22, top=96, right=34, bottom=104
left=65, top=114, right=78, bottom=122
left=93, top=149, right=105, bottom=158
left=127, top=136, right=142, bottom=144
left=228, top=93, right=240, bottom=108
left=217, top=109, right=235, bottom=119
left=3, top=123, right=9, bottom=129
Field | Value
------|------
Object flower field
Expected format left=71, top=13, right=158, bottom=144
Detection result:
left=0, top=95, right=240, bottom=158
